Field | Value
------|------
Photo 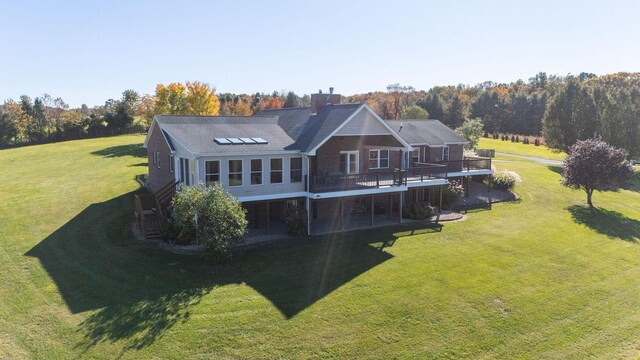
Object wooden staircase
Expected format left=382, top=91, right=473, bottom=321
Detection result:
left=134, top=180, right=179, bottom=239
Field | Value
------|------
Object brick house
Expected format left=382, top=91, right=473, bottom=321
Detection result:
left=143, top=90, right=492, bottom=237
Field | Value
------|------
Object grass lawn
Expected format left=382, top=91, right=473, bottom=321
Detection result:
left=478, top=137, right=566, bottom=161
left=1, top=135, right=639, bottom=359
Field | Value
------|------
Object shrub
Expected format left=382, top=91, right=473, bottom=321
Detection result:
left=402, top=202, right=435, bottom=220
left=442, top=180, right=465, bottom=208
left=285, top=206, right=307, bottom=236
left=534, top=137, right=540, bottom=146
left=492, top=167, right=522, bottom=190
left=171, top=183, right=247, bottom=262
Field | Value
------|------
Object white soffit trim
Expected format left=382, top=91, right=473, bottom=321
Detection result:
left=238, top=192, right=308, bottom=202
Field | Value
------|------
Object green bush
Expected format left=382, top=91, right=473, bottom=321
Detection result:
left=402, top=202, right=435, bottom=220
left=285, top=206, right=307, bottom=236
left=171, top=183, right=247, bottom=263
left=492, top=168, right=522, bottom=190
left=442, top=180, right=465, bottom=208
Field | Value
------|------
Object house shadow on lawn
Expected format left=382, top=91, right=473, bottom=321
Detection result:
left=25, top=191, right=400, bottom=351
left=91, top=144, right=146, bottom=158
left=566, top=205, right=640, bottom=243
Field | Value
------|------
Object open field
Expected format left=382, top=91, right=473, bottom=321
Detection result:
left=0, top=135, right=639, bottom=359
left=478, top=137, right=566, bottom=161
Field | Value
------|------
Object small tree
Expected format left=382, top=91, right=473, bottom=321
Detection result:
left=400, top=105, right=429, bottom=119
left=171, top=183, right=247, bottom=262
left=562, top=138, right=634, bottom=208
left=455, top=118, right=484, bottom=150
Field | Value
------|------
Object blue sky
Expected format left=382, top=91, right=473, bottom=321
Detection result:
left=1, top=0, right=639, bottom=107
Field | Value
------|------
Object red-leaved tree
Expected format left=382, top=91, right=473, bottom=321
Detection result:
left=562, top=138, right=634, bottom=207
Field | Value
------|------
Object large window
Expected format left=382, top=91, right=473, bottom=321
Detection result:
left=442, top=146, right=450, bottom=162
left=179, top=158, right=190, bottom=185
left=369, top=149, right=389, bottom=169
left=270, top=158, right=283, bottom=184
left=339, top=151, right=359, bottom=174
left=412, top=148, right=420, bottom=165
left=205, top=160, right=220, bottom=186
left=290, top=157, right=302, bottom=183
left=251, top=159, right=262, bottom=185
left=228, top=160, right=243, bottom=186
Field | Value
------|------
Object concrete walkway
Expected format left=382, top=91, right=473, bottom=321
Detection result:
left=495, top=152, right=562, bottom=165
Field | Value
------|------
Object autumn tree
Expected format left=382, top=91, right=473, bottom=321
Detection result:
left=185, top=81, right=220, bottom=115
left=154, top=81, right=220, bottom=116
left=387, top=83, right=415, bottom=119
left=562, top=138, right=634, bottom=208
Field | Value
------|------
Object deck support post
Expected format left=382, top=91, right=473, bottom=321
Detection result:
left=399, top=192, right=403, bottom=223
left=371, top=195, right=375, bottom=227
left=306, top=197, right=311, bottom=236
left=388, top=194, right=392, bottom=219
left=439, top=186, right=443, bottom=213
left=266, top=201, right=270, bottom=235
left=466, top=176, right=470, bottom=198
left=254, top=203, right=259, bottom=229
left=340, top=198, right=344, bottom=231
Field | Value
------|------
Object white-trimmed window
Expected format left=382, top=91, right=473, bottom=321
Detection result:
left=251, top=159, right=262, bottom=185
left=205, top=160, right=220, bottom=186
left=153, top=151, right=160, bottom=168
left=442, top=146, right=450, bottom=162
left=369, top=149, right=389, bottom=169
left=270, top=158, right=283, bottom=184
left=412, top=148, right=420, bottom=165
left=179, top=158, right=190, bottom=185
left=228, top=160, right=243, bottom=187
left=169, top=154, right=174, bottom=173
left=290, top=157, right=302, bottom=183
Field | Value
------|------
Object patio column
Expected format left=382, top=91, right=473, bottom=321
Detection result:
left=340, top=198, right=344, bottom=231
left=371, top=195, right=374, bottom=227
left=399, top=192, right=403, bottom=223
left=306, top=197, right=311, bottom=236
left=266, top=201, right=270, bottom=235
left=254, top=203, right=259, bottom=229
left=466, top=176, right=470, bottom=198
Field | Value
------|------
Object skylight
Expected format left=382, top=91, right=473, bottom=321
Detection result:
left=214, top=138, right=231, bottom=145
left=214, top=137, right=269, bottom=145
left=251, top=137, right=268, bottom=144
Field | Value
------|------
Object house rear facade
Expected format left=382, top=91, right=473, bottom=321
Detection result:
left=143, top=91, right=492, bottom=238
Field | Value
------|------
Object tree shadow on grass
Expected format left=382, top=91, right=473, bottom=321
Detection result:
left=91, top=144, right=146, bottom=158
left=547, top=165, right=563, bottom=176
left=566, top=205, right=640, bottom=243
left=25, top=191, right=402, bottom=351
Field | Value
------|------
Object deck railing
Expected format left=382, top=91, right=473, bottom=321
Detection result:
left=309, top=157, right=491, bottom=193
left=414, top=157, right=492, bottom=173
left=310, top=171, right=405, bottom=193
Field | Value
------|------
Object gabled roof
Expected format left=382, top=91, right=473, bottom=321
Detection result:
left=149, top=104, right=417, bottom=156
left=384, top=120, right=468, bottom=146
left=154, top=115, right=296, bottom=154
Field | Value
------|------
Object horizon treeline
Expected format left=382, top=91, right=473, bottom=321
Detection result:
left=1, top=72, right=639, bottom=156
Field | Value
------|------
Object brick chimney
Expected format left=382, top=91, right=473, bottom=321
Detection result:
left=310, top=87, right=341, bottom=114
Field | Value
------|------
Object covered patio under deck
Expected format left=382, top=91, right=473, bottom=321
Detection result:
left=309, top=192, right=405, bottom=235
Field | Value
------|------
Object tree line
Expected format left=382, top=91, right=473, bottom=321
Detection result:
left=1, top=73, right=639, bottom=157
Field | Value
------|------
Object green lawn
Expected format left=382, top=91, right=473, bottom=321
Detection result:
left=1, top=135, right=639, bottom=359
left=478, top=137, right=566, bottom=161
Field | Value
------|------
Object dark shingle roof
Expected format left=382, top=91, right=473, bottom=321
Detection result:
left=384, top=120, right=467, bottom=146
left=155, top=115, right=296, bottom=154
left=288, top=104, right=363, bottom=153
